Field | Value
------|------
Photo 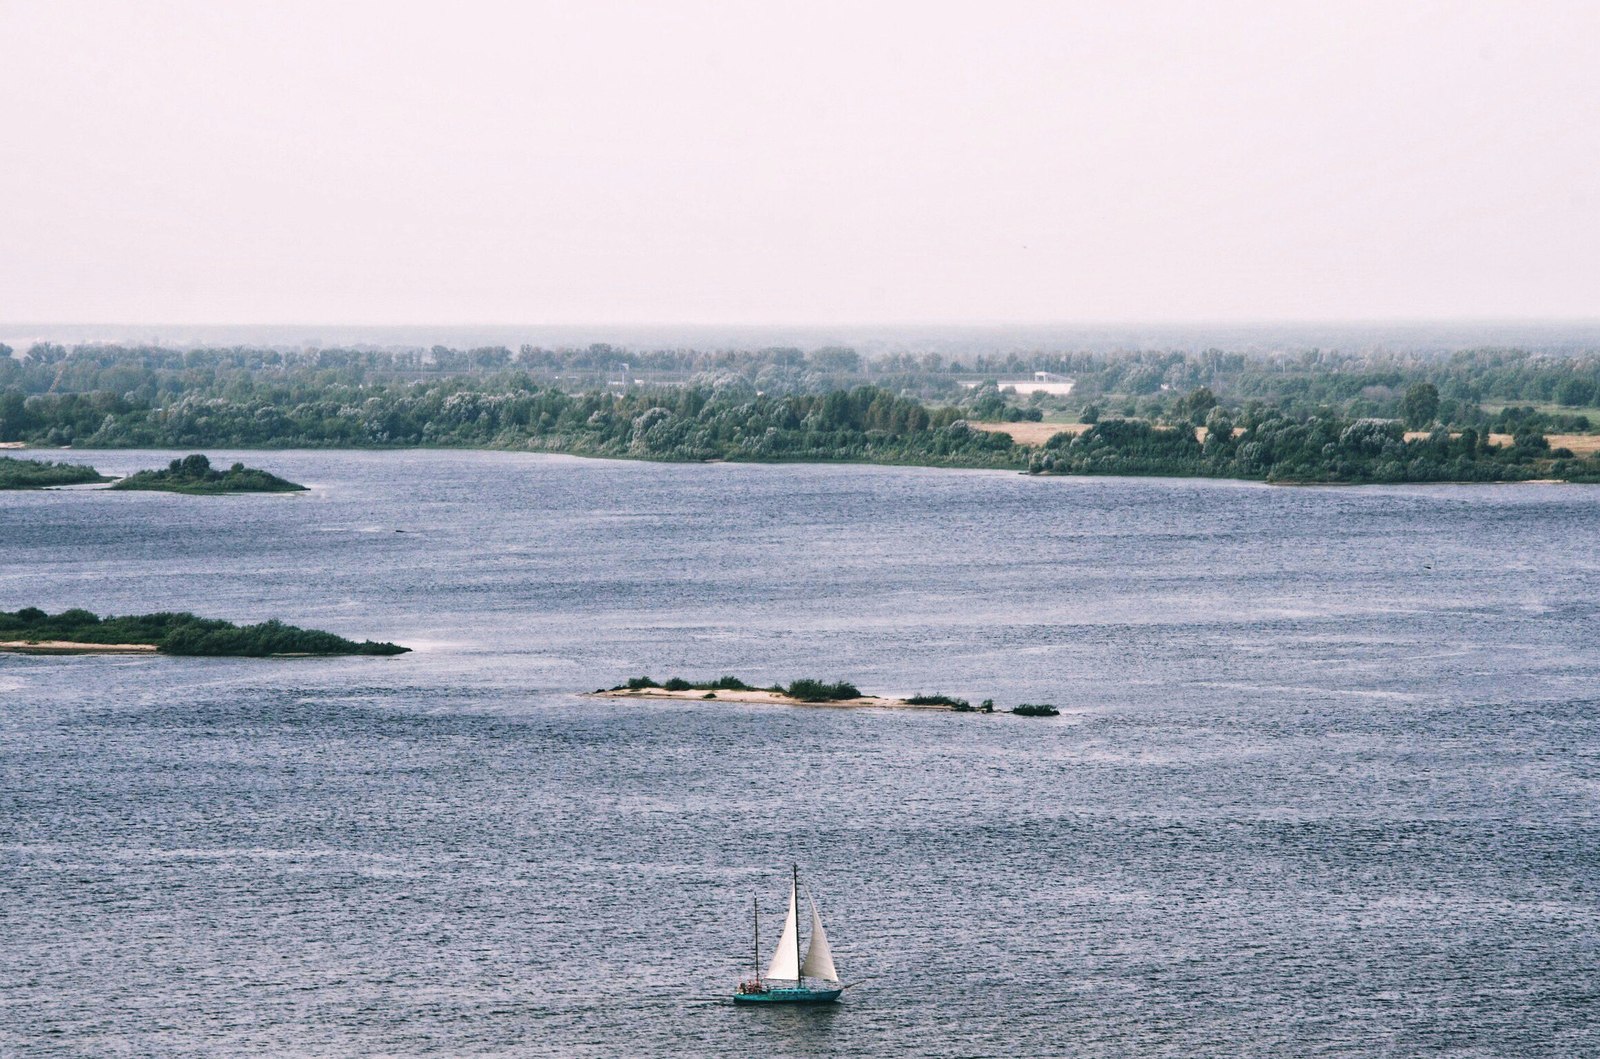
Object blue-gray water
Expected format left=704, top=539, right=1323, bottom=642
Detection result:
left=3, top=451, right=1597, bottom=1057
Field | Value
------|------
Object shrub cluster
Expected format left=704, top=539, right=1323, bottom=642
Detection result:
left=784, top=679, right=862, bottom=702
left=906, top=693, right=970, bottom=708
left=619, top=674, right=756, bottom=692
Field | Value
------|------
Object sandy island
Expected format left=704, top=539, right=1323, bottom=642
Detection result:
left=0, top=641, right=159, bottom=654
left=591, top=687, right=952, bottom=710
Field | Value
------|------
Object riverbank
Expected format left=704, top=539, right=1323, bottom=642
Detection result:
left=12, top=416, right=1600, bottom=485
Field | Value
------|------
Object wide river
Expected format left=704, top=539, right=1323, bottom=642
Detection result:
left=3, top=450, right=1597, bottom=1057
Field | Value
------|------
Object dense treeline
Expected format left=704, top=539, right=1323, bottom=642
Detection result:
left=0, top=377, right=1020, bottom=468
left=1028, top=410, right=1600, bottom=483
left=7, top=342, right=1600, bottom=434
left=0, top=608, right=409, bottom=656
left=0, top=456, right=108, bottom=489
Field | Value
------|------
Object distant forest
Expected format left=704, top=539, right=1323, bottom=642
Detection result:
left=3, top=341, right=1600, bottom=482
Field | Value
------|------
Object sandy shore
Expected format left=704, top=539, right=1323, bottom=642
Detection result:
left=591, top=687, right=952, bottom=710
left=0, top=640, right=159, bottom=654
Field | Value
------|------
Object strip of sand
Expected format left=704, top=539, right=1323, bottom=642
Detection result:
left=591, top=687, right=950, bottom=710
left=0, top=640, right=159, bottom=654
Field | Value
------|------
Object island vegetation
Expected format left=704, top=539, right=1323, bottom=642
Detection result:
left=0, top=455, right=110, bottom=489
left=6, top=340, right=1600, bottom=483
left=0, top=607, right=408, bottom=656
left=110, top=454, right=306, bottom=494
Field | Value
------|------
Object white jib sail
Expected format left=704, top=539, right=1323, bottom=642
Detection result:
left=763, top=876, right=800, bottom=981
left=800, top=895, right=839, bottom=982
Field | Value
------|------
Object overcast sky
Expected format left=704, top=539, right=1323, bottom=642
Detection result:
left=3, top=1, right=1597, bottom=326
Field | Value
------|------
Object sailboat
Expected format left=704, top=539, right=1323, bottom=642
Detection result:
left=733, top=865, right=843, bottom=1004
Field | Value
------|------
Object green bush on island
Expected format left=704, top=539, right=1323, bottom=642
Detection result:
left=110, top=454, right=306, bottom=494
left=1011, top=703, right=1061, bottom=717
left=0, top=456, right=109, bottom=489
left=0, top=607, right=408, bottom=656
left=907, top=693, right=970, bottom=709
left=785, top=679, right=862, bottom=702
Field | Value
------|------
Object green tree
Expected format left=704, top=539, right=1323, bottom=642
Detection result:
left=1401, top=383, right=1440, bottom=429
left=1184, top=387, right=1218, bottom=424
left=1556, top=377, right=1596, bottom=406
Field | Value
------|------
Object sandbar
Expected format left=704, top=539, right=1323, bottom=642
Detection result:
left=0, top=640, right=159, bottom=654
left=590, top=687, right=951, bottom=710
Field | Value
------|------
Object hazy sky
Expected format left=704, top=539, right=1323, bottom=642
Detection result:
left=3, top=1, right=1597, bottom=326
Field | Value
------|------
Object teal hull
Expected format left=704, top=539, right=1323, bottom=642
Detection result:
left=732, top=986, right=842, bottom=1005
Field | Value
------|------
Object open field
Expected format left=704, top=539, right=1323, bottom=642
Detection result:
left=1403, top=432, right=1600, bottom=455
left=1480, top=401, right=1600, bottom=420
left=969, top=421, right=1090, bottom=446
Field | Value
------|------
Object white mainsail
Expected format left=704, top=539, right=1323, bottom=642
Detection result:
left=799, top=895, right=839, bottom=982
left=763, top=875, right=800, bottom=981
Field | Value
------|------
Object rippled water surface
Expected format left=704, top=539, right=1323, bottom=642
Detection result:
left=3, top=451, right=1598, bottom=1057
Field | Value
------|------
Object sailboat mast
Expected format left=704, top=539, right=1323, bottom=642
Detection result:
left=753, top=895, right=760, bottom=983
left=793, top=864, right=802, bottom=984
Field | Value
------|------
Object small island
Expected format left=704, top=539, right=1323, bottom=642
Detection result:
left=110, top=454, right=306, bottom=494
left=0, top=608, right=408, bottom=657
left=595, top=675, right=990, bottom=711
left=0, top=456, right=111, bottom=490
left=594, top=676, right=1068, bottom=714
